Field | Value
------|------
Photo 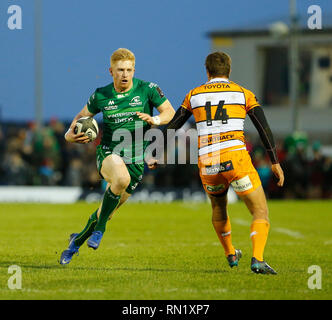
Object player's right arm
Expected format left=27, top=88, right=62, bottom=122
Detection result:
left=165, top=106, right=192, bottom=130
left=64, top=105, right=95, bottom=144
left=165, top=90, right=193, bottom=130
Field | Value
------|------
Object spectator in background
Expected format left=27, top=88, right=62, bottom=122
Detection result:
left=65, top=158, right=84, bottom=186
left=2, top=151, right=29, bottom=185
left=252, top=147, right=272, bottom=192
left=322, top=156, right=332, bottom=198
left=0, top=121, right=331, bottom=200
left=0, top=126, right=5, bottom=184
left=49, top=118, right=67, bottom=185
left=282, top=133, right=309, bottom=199
left=307, top=141, right=326, bottom=199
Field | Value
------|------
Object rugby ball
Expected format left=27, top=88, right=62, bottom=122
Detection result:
left=74, top=116, right=99, bottom=142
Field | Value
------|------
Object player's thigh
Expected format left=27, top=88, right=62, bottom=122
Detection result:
left=239, top=185, right=269, bottom=221
left=101, top=154, right=131, bottom=187
left=200, top=168, right=229, bottom=197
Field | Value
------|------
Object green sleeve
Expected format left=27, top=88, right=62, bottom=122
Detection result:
left=148, top=83, right=167, bottom=108
left=86, top=91, right=100, bottom=114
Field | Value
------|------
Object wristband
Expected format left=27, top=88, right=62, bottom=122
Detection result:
left=151, top=116, right=161, bottom=125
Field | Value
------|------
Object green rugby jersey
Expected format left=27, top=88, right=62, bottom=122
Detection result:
left=87, top=78, right=167, bottom=163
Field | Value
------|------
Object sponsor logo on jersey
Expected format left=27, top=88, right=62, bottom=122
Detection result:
left=129, top=96, right=142, bottom=107
left=200, top=134, right=235, bottom=146
left=205, top=161, right=234, bottom=175
left=204, top=83, right=230, bottom=89
left=156, top=87, right=165, bottom=98
left=149, top=82, right=164, bottom=98
left=114, top=117, right=134, bottom=124
left=108, top=111, right=136, bottom=119
left=117, top=93, right=129, bottom=98
left=104, top=101, right=118, bottom=110
left=149, top=82, right=158, bottom=88
left=231, top=175, right=253, bottom=192
left=206, top=184, right=225, bottom=192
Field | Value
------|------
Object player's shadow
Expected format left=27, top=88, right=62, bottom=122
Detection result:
left=102, top=267, right=227, bottom=274
left=0, top=261, right=227, bottom=273
left=0, top=261, right=59, bottom=270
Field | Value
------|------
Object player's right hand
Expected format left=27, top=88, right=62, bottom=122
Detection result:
left=271, top=163, right=284, bottom=187
left=64, top=123, right=90, bottom=144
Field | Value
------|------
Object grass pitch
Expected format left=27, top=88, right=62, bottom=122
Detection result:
left=0, top=200, right=331, bottom=300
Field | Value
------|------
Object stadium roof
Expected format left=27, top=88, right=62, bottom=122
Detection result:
left=207, top=14, right=332, bottom=38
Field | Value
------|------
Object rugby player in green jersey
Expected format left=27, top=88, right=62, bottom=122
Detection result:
left=60, top=48, right=175, bottom=265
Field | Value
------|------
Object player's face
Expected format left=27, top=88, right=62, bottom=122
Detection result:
left=110, top=60, right=135, bottom=92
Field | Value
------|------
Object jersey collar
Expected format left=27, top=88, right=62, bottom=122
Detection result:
left=206, top=77, right=230, bottom=84
left=112, top=78, right=137, bottom=97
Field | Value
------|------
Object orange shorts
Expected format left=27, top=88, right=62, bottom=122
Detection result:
left=199, top=149, right=261, bottom=196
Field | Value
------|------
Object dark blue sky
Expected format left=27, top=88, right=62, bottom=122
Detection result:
left=1, top=0, right=331, bottom=122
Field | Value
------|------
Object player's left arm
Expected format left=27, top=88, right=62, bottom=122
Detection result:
left=247, top=105, right=284, bottom=187
left=136, top=99, right=175, bottom=126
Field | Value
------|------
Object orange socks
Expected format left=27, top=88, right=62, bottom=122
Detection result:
left=213, top=217, right=235, bottom=256
left=213, top=217, right=270, bottom=260
left=250, top=219, right=270, bottom=261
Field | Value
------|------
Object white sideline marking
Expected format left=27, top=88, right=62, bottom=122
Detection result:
left=164, top=288, right=178, bottom=292
left=1, top=288, right=104, bottom=293
left=233, top=219, right=304, bottom=239
left=233, top=218, right=250, bottom=226
left=274, top=227, right=304, bottom=239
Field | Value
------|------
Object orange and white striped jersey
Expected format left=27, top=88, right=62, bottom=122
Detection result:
left=181, top=78, right=260, bottom=163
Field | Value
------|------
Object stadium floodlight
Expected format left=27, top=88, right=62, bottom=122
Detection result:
left=269, top=2, right=300, bottom=134
left=34, top=0, right=43, bottom=129
left=289, top=0, right=300, bottom=133
left=269, top=21, right=289, bottom=39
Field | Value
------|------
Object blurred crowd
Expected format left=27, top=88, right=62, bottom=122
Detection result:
left=0, top=119, right=101, bottom=190
left=0, top=120, right=331, bottom=199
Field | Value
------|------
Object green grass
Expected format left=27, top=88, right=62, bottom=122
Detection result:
left=0, top=200, right=331, bottom=300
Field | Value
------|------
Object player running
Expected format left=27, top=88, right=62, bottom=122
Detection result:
left=154, top=52, right=284, bottom=274
left=59, top=48, right=175, bottom=265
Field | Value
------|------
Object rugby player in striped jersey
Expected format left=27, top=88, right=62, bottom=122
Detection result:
left=150, top=52, right=284, bottom=274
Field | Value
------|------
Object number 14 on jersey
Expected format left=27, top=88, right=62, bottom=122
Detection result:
left=204, top=100, right=229, bottom=126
